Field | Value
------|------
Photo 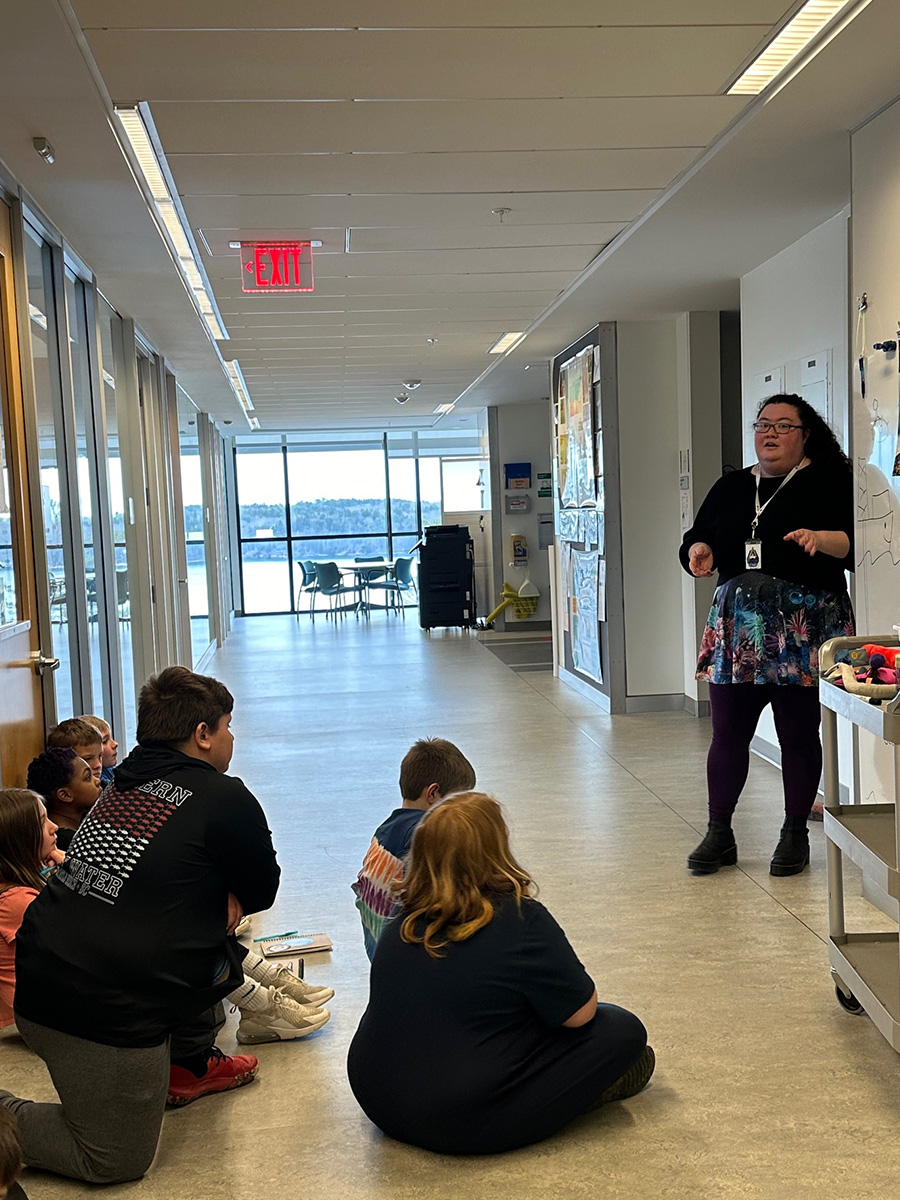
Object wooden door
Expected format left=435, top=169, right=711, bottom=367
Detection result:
left=0, top=198, right=46, bottom=784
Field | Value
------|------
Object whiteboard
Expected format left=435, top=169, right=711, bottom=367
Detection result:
left=851, top=99, right=900, bottom=805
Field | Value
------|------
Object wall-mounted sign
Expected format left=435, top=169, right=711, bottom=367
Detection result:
left=240, top=241, right=314, bottom=293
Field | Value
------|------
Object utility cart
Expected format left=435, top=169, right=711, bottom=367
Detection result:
left=820, top=634, right=900, bottom=1045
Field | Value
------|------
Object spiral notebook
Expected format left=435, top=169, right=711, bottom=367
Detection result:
left=257, top=932, right=333, bottom=958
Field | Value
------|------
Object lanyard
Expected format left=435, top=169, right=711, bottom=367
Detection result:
left=751, top=462, right=804, bottom=538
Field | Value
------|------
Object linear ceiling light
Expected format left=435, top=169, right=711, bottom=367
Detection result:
left=114, top=104, right=228, bottom=344
left=728, top=1, right=855, bottom=95
left=224, top=359, right=257, bottom=428
left=488, top=332, right=526, bottom=355
left=433, top=403, right=456, bottom=414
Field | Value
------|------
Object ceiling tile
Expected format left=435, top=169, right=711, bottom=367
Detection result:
left=85, top=27, right=770, bottom=101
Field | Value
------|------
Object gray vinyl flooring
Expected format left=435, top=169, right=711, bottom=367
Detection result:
left=5, top=613, right=897, bottom=1200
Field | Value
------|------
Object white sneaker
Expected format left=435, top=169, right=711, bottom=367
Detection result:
left=236, top=989, right=331, bottom=1044
left=245, top=957, right=335, bottom=1007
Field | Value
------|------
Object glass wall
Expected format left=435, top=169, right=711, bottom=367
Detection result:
left=233, top=427, right=485, bottom=615
left=64, top=267, right=108, bottom=719
left=177, top=394, right=212, bottom=664
left=24, top=228, right=76, bottom=719
left=97, top=297, right=136, bottom=740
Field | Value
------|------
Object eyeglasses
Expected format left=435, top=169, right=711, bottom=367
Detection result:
left=752, top=420, right=805, bottom=436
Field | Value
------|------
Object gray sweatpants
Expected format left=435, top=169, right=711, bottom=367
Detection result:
left=0, top=1016, right=169, bottom=1185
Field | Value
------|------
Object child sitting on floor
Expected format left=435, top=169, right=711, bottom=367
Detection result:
left=78, top=716, right=119, bottom=785
left=352, top=737, right=476, bottom=961
left=45, top=719, right=103, bottom=786
left=25, top=749, right=101, bottom=852
left=0, top=789, right=60, bottom=1029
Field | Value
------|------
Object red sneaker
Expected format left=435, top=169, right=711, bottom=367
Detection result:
left=167, top=1047, right=259, bottom=1107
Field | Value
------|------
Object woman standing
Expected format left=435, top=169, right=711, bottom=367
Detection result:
left=681, top=395, right=854, bottom=876
left=347, top=792, right=654, bottom=1155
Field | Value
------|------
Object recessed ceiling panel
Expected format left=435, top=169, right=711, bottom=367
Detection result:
left=185, top=190, right=659, bottom=230
left=84, top=28, right=770, bottom=102
left=153, top=96, right=750, bottom=155
left=73, top=2, right=789, bottom=30
left=172, top=148, right=701, bottom=197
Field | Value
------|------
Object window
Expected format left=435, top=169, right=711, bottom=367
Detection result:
left=232, top=425, right=486, bottom=615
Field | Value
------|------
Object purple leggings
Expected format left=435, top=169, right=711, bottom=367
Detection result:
left=707, top=683, right=822, bottom=822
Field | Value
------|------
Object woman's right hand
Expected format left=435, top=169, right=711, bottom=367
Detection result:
left=688, top=542, right=715, bottom=577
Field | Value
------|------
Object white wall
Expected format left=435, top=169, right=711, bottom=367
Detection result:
left=676, top=312, right=721, bottom=709
left=617, top=320, right=684, bottom=697
left=491, top=401, right=553, bottom=625
left=851, top=96, right=900, bottom=809
left=740, top=211, right=851, bottom=772
left=741, top=212, right=849, bottom=457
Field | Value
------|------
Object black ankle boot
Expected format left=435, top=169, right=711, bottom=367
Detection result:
left=769, top=816, right=810, bottom=877
left=687, top=821, right=737, bottom=874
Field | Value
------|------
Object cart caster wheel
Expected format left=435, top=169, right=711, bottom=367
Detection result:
left=835, top=985, right=866, bottom=1015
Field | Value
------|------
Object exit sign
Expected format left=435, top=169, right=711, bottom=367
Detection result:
left=240, top=241, right=314, bottom=293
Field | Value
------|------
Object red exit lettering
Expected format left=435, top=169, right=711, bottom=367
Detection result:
left=240, top=241, right=314, bottom=294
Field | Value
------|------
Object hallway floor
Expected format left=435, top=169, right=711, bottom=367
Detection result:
left=6, top=614, right=898, bottom=1200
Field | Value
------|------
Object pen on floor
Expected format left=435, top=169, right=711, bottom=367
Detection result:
left=253, top=930, right=298, bottom=942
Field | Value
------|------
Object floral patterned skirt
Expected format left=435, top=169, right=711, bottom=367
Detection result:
left=696, top=571, right=855, bottom=686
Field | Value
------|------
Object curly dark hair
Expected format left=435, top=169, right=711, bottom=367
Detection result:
left=26, top=747, right=79, bottom=803
left=757, top=394, right=850, bottom=473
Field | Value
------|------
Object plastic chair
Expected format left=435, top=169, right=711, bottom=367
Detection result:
left=367, top=556, right=417, bottom=617
left=312, top=561, right=357, bottom=621
left=295, top=561, right=318, bottom=621
left=354, top=555, right=385, bottom=616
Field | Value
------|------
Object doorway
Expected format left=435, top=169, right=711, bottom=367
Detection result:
left=0, top=198, right=46, bottom=783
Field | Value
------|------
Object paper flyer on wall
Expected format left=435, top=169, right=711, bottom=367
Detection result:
left=598, top=558, right=607, bottom=623
left=570, top=550, right=602, bottom=683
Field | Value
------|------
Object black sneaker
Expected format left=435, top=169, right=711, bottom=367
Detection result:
left=598, top=1046, right=656, bottom=1104
left=687, top=821, right=737, bottom=874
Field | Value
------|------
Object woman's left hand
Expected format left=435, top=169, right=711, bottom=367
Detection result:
left=784, top=528, right=818, bottom=556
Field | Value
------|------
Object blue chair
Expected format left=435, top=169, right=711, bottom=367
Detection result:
left=354, top=555, right=386, bottom=616
left=295, top=560, right=318, bottom=620
left=367, top=556, right=417, bottom=617
left=313, top=561, right=357, bottom=621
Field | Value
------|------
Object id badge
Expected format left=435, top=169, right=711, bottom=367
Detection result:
left=745, top=539, right=762, bottom=570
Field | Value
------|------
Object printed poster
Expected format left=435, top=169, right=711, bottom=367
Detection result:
left=570, top=550, right=601, bottom=683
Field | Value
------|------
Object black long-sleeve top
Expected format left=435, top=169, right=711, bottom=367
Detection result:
left=16, top=746, right=280, bottom=1047
left=679, top=463, right=853, bottom=592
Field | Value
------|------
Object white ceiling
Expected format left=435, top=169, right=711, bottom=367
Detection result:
left=0, top=2, right=896, bottom=430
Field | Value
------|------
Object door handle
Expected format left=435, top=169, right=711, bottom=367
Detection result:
left=33, top=653, right=61, bottom=676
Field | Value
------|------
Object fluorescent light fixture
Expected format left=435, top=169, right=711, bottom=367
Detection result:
left=433, top=403, right=456, bottom=414
left=28, top=303, right=47, bottom=330
left=488, top=332, right=526, bottom=354
left=114, top=104, right=229, bottom=345
left=728, top=1, right=854, bottom=94
left=102, top=370, right=115, bottom=389
left=248, top=416, right=261, bottom=431
left=224, top=359, right=255, bottom=427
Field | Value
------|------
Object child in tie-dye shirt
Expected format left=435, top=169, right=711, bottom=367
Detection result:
left=352, top=738, right=475, bottom=961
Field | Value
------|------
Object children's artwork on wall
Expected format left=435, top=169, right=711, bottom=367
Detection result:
left=570, top=550, right=601, bottom=683
left=557, top=508, right=581, bottom=543
left=558, top=348, right=596, bottom=509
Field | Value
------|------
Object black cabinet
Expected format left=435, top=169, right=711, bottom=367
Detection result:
left=418, top=525, right=476, bottom=629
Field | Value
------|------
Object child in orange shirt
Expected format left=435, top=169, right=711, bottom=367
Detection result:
left=0, top=789, right=60, bottom=1028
